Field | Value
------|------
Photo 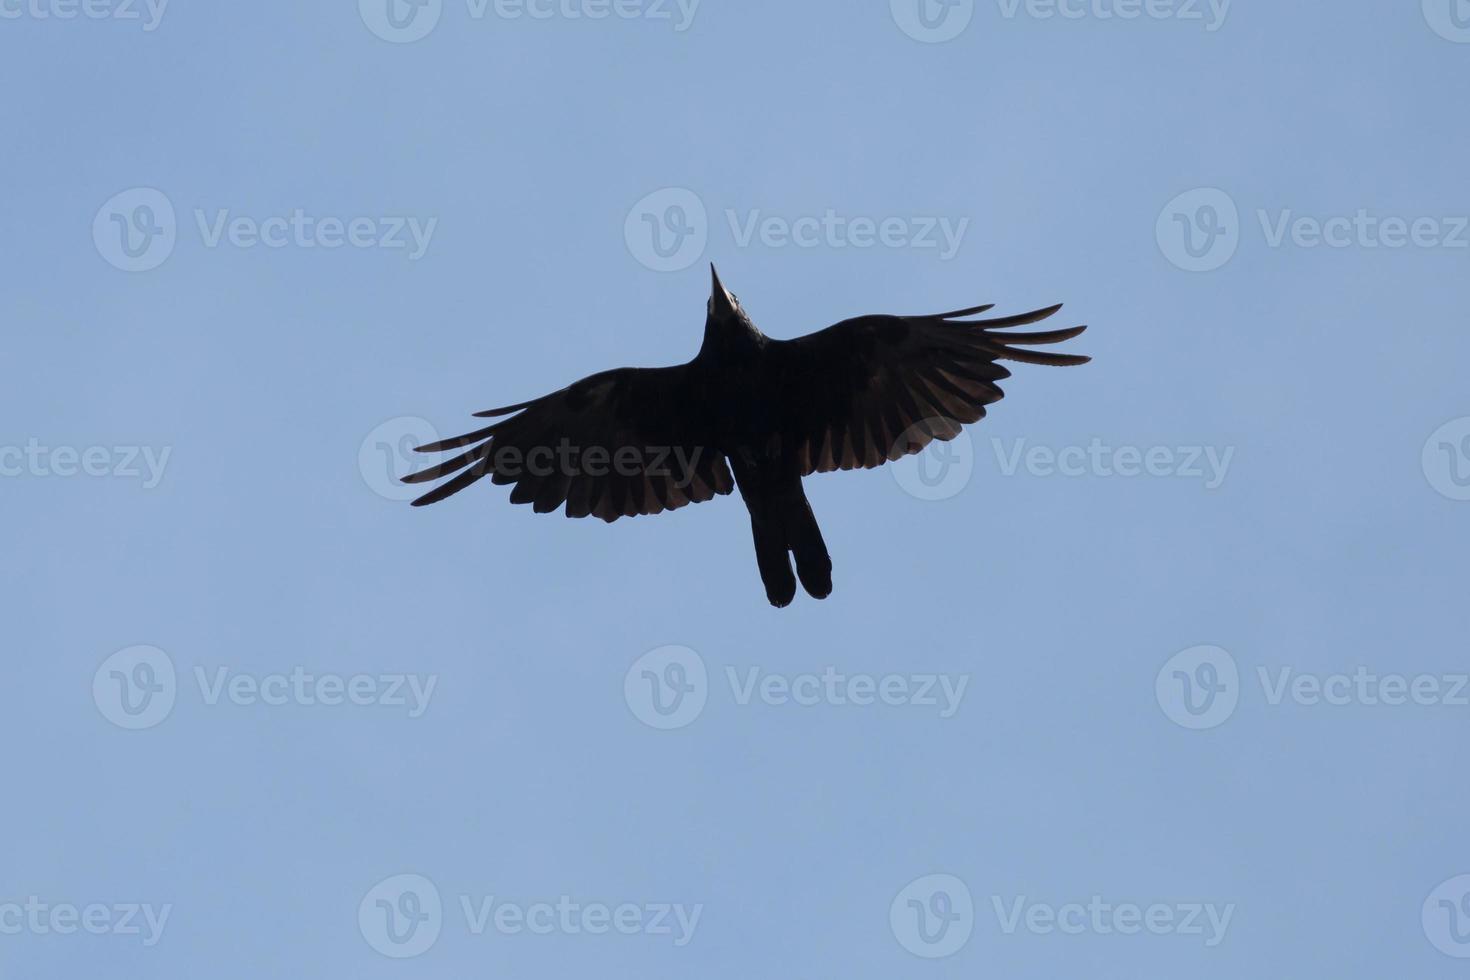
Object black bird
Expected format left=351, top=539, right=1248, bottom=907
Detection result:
left=404, top=266, right=1089, bottom=607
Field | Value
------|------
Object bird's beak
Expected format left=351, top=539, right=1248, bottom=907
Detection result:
left=710, top=263, right=737, bottom=317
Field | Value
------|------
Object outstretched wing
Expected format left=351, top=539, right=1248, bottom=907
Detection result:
left=404, top=365, right=734, bottom=522
left=768, top=303, right=1089, bottom=475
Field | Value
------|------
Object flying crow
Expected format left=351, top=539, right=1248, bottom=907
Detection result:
left=404, top=266, right=1089, bottom=606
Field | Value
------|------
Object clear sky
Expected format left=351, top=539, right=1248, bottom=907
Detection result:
left=4, top=1, right=1470, bottom=977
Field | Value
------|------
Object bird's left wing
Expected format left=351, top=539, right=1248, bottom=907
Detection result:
left=767, top=303, right=1089, bottom=475
left=403, top=365, right=734, bottom=521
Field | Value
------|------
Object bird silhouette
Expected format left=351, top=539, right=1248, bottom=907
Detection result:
left=404, top=266, right=1090, bottom=606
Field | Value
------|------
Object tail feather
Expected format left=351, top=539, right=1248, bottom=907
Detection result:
left=783, top=496, right=832, bottom=600
left=750, top=516, right=797, bottom=608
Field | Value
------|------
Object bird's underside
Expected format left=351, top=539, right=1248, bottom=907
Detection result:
left=404, top=272, right=1089, bottom=606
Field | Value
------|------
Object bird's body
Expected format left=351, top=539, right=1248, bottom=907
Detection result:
left=404, top=266, right=1089, bottom=606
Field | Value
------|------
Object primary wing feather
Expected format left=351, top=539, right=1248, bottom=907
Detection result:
left=404, top=365, right=733, bottom=522
left=769, top=304, right=1089, bottom=476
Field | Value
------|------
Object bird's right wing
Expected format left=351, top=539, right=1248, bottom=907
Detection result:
left=403, top=364, right=734, bottom=521
left=767, top=303, right=1089, bottom=475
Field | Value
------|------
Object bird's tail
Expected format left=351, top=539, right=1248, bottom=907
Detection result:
left=783, top=492, right=832, bottom=601
left=750, top=514, right=798, bottom=608
left=747, top=486, right=832, bottom=607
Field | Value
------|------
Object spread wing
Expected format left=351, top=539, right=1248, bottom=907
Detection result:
left=768, top=303, right=1089, bottom=475
left=403, top=365, right=734, bottom=522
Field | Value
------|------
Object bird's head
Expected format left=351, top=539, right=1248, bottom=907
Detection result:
left=706, top=263, right=751, bottom=328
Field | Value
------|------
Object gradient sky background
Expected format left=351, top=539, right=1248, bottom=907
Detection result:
left=4, top=1, right=1470, bottom=977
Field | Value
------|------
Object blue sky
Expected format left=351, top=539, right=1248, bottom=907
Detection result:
left=3, top=0, right=1470, bottom=976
